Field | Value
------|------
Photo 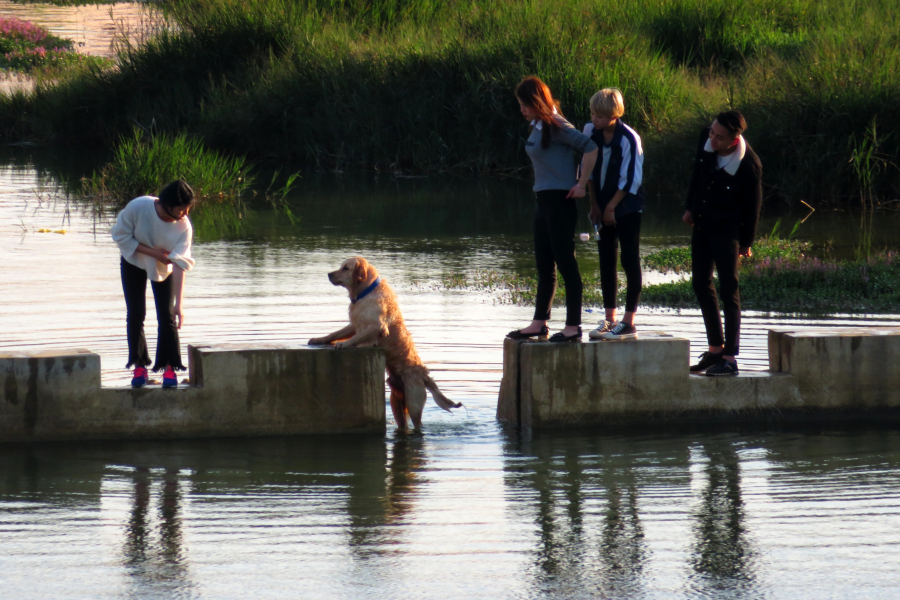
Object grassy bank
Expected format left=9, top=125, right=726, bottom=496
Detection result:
left=1, top=0, right=898, bottom=204
left=442, top=235, right=900, bottom=314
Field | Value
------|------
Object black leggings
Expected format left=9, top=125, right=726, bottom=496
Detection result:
left=533, top=190, right=583, bottom=327
left=121, top=257, right=185, bottom=371
left=598, top=211, right=642, bottom=312
left=691, top=226, right=741, bottom=356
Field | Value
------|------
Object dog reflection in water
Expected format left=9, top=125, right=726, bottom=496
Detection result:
left=309, top=256, right=461, bottom=430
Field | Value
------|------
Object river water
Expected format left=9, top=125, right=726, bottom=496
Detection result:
left=3, top=2, right=900, bottom=596
left=2, top=147, right=900, bottom=598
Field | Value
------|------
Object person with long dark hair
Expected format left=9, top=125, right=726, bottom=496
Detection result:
left=507, top=76, right=598, bottom=342
left=111, top=180, right=196, bottom=388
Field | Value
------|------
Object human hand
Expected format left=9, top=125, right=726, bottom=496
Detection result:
left=682, top=211, right=694, bottom=226
left=603, top=207, right=617, bottom=226
left=157, top=249, right=172, bottom=265
left=589, top=204, right=601, bottom=225
left=566, top=184, right=586, bottom=199
left=174, top=304, right=184, bottom=329
left=739, top=246, right=752, bottom=258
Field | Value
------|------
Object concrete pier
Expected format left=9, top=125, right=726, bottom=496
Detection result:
left=1, top=345, right=386, bottom=443
left=499, top=327, right=900, bottom=429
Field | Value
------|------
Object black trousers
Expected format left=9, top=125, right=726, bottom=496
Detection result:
left=533, top=190, right=582, bottom=327
left=121, top=257, right=185, bottom=371
left=598, top=211, right=642, bottom=312
left=691, top=226, right=741, bottom=356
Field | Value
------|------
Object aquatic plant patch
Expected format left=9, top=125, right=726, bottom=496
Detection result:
left=0, top=16, right=111, bottom=74
left=640, top=253, right=900, bottom=314
left=85, top=128, right=298, bottom=240
left=442, top=245, right=900, bottom=314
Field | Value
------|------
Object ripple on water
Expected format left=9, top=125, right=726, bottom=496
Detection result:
left=3, top=162, right=900, bottom=598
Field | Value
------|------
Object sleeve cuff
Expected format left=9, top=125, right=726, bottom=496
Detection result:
left=168, top=252, right=195, bottom=272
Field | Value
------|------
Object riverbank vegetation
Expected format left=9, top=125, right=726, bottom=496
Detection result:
left=84, top=128, right=298, bottom=239
left=0, top=0, right=898, bottom=205
left=0, top=16, right=111, bottom=75
left=442, top=234, right=900, bottom=314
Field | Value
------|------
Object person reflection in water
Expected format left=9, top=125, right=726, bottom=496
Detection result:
left=690, top=443, right=757, bottom=593
left=124, top=467, right=192, bottom=594
left=512, top=438, right=648, bottom=596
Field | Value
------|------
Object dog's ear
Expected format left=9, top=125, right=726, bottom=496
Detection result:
left=353, top=258, right=369, bottom=283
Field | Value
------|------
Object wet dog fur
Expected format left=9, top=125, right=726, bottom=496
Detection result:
left=308, top=256, right=461, bottom=430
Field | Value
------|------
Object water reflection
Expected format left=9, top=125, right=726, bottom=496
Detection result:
left=123, top=468, right=193, bottom=598
left=2, top=431, right=900, bottom=598
left=503, top=434, right=672, bottom=598
left=345, top=435, right=425, bottom=558
left=689, top=442, right=756, bottom=596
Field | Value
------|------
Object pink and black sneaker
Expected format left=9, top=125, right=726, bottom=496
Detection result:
left=162, top=367, right=178, bottom=389
left=131, top=367, right=148, bottom=388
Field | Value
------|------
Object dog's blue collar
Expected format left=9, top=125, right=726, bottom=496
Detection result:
left=352, top=277, right=381, bottom=304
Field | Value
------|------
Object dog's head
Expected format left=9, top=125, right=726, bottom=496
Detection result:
left=328, top=256, right=380, bottom=297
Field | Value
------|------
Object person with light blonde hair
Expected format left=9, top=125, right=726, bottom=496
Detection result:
left=582, top=87, right=645, bottom=341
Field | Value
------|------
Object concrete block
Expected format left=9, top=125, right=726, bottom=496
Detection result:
left=191, top=344, right=387, bottom=434
left=689, top=372, right=802, bottom=412
left=1, top=345, right=386, bottom=443
left=496, top=338, right=522, bottom=425
left=777, top=327, right=900, bottom=408
left=516, top=334, right=691, bottom=428
left=1, top=350, right=100, bottom=440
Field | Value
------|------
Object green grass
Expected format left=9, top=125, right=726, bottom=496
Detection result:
left=643, top=235, right=812, bottom=274
left=84, top=128, right=298, bottom=240
left=639, top=253, right=900, bottom=314
left=442, top=233, right=900, bottom=314
left=1, top=0, right=898, bottom=204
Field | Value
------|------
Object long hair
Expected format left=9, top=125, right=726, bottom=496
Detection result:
left=515, top=76, right=562, bottom=149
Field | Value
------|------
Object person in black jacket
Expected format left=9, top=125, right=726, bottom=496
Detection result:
left=682, top=111, right=762, bottom=376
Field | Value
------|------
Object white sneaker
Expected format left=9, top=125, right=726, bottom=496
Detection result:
left=588, top=319, right=617, bottom=339
left=601, top=322, right=638, bottom=340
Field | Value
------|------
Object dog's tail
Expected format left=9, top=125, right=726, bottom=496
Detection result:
left=424, top=376, right=462, bottom=412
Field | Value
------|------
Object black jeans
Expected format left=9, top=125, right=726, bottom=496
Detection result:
left=121, top=257, right=185, bottom=371
left=598, top=211, right=642, bottom=312
left=691, top=226, right=741, bottom=356
left=533, top=190, right=582, bottom=327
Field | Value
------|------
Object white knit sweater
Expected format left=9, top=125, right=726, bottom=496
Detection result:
left=110, top=196, right=195, bottom=282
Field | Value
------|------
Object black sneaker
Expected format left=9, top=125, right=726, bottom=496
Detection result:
left=705, top=358, right=739, bottom=377
left=601, top=322, right=637, bottom=340
left=690, top=351, right=723, bottom=373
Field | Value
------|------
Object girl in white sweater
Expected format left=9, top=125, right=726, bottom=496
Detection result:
left=110, top=180, right=196, bottom=388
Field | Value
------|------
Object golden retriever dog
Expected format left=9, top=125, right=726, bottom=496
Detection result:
left=308, top=256, right=461, bottom=430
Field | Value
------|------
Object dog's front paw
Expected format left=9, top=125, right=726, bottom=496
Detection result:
left=308, top=338, right=330, bottom=346
left=334, top=341, right=348, bottom=349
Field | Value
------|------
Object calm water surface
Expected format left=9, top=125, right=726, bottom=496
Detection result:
left=2, top=151, right=900, bottom=598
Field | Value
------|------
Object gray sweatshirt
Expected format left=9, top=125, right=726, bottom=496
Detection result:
left=524, top=115, right=597, bottom=192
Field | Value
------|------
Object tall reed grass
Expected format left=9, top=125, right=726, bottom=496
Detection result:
left=85, top=128, right=298, bottom=240
left=1, top=0, right=898, bottom=205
